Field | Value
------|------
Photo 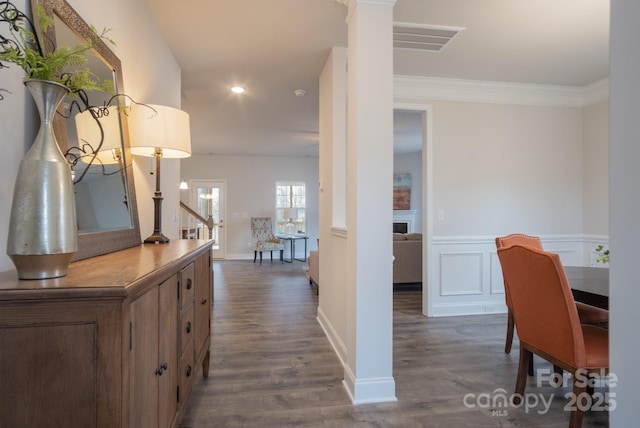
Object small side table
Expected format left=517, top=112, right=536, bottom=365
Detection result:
left=276, top=235, right=309, bottom=263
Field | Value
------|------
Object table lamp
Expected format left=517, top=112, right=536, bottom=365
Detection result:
left=75, top=106, right=129, bottom=206
left=128, top=104, right=192, bottom=243
left=75, top=106, right=124, bottom=165
left=283, top=207, right=298, bottom=235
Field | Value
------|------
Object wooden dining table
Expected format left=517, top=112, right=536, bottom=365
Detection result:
left=564, top=266, right=609, bottom=310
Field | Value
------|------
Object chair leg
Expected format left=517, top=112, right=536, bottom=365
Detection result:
left=270, top=251, right=273, bottom=263
left=280, top=249, right=284, bottom=264
left=253, top=251, right=257, bottom=263
left=514, top=348, right=532, bottom=404
left=259, top=251, right=263, bottom=265
left=569, top=381, right=586, bottom=428
left=505, top=308, right=515, bottom=354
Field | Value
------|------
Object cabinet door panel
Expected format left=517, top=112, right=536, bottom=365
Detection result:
left=0, top=324, right=96, bottom=427
left=130, top=287, right=159, bottom=428
left=158, top=275, right=179, bottom=428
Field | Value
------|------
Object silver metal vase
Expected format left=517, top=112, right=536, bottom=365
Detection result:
left=7, top=79, right=78, bottom=279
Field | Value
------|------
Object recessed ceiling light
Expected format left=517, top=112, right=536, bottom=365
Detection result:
left=231, top=86, right=245, bottom=94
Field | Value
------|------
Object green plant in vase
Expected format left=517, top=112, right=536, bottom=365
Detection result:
left=594, top=244, right=610, bottom=264
left=0, top=0, right=114, bottom=96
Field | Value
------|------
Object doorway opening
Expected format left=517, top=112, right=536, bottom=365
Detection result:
left=393, top=104, right=433, bottom=316
left=183, top=179, right=227, bottom=259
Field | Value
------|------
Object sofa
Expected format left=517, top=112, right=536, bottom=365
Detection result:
left=308, top=250, right=319, bottom=293
left=307, top=233, right=421, bottom=288
left=393, top=232, right=423, bottom=284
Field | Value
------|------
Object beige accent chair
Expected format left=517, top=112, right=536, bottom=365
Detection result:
left=250, top=217, right=284, bottom=265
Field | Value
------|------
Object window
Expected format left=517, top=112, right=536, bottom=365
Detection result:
left=275, top=181, right=306, bottom=235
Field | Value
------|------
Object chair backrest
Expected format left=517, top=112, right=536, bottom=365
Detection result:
left=250, top=217, right=276, bottom=242
left=497, top=245, right=586, bottom=368
left=495, top=234, right=543, bottom=308
left=495, top=233, right=542, bottom=251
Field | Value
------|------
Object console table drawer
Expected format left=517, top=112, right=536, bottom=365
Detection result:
left=180, top=262, right=195, bottom=308
left=179, top=340, right=195, bottom=402
left=180, top=302, right=195, bottom=355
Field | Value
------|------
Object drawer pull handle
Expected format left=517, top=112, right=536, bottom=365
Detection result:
left=186, top=365, right=192, bottom=377
left=186, top=279, right=192, bottom=290
left=201, top=299, right=207, bottom=305
left=186, top=321, right=192, bottom=334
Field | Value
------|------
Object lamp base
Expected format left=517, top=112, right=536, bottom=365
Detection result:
left=144, top=232, right=170, bottom=244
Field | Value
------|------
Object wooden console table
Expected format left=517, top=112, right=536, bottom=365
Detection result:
left=0, top=239, right=213, bottom=428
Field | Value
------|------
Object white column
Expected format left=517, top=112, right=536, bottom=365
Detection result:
left=343, top=0, right=396, bottom=403
left=610, top=0, right=640, bottom=424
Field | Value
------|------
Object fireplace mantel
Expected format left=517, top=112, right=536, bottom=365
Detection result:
left=393, top=210, right=416, bottom=233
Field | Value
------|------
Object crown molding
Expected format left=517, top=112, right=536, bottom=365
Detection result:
left=335, top=0, right=396, bottom=23
left=582, top=78, right=610, bottom=106
left=394, top=75, right=609, bottom=108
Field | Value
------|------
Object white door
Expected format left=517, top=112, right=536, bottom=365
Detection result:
left=189, top=180, right=226, bottom=259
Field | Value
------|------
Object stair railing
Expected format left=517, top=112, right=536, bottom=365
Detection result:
left=179, top=201, right=215, bottom=240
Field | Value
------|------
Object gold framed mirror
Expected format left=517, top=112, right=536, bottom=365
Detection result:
left=33, top=0, right=141, bottom=259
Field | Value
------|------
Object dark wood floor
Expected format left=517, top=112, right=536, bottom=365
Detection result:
left=180, top=260, right=609, bottom=427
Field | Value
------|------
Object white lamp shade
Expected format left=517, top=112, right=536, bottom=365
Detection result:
left=75, top=106, right=123, bottom=164
left=283, top=208, right=298, bottom=220
left=128, top=104, right=192, bottom=158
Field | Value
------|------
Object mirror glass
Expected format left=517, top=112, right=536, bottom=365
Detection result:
left=54, top=14, right=132, bottom=233
left=35, top=0, right=141, bottom=260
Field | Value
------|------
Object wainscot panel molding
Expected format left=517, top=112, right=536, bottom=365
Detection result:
left=429, top=234, right=594, bottom=317
left=489, top=252, right=505, bottom=295
left=439, top=252, right=483, bottom=296
left=394, top=75, right=609, bottom=108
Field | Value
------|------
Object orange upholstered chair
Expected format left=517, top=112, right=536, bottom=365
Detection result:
left=495, top=234, right=608, bottom=354
left=497, top=245, right=609, bottom=428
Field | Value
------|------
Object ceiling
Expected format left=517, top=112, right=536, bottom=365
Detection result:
left=143, top=0, right=610, bottom=157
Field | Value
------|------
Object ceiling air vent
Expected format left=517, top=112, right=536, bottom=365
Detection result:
left=393, top=23, right=464, bottom=52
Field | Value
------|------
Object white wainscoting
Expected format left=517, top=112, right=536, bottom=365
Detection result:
left=427, top=235, right=604, bottom=317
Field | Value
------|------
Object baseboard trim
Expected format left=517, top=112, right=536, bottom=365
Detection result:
left=316, top=307, right=347, bottom=366
left=343, top=365, right=397, bottom=404
left=431, top=302, right=508, bottom=317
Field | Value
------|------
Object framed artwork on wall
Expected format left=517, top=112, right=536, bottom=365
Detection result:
left=393, top=173, right=412, bottom=210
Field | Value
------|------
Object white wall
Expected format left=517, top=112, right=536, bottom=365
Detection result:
left=0, top=0, right=34, bottom=272
left=582, top=100, right=609, bottom=237
left=317, top=47, right=349, bottom=366
left=180, top=154, right=319, bottom=259
left=0, top=0, right=183, bottom=273
left=393, top=152, right=423, bottom=232
left=429, top=100, right=584, bottom=236
left=610, top=0, right=640, bottom=423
